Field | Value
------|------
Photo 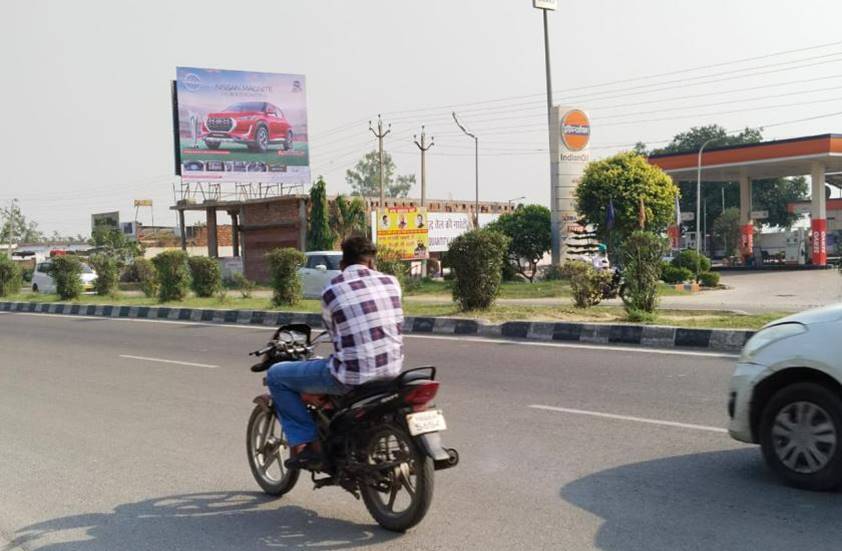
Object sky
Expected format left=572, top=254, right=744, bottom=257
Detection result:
left=3, top=0, right=842, bottom=236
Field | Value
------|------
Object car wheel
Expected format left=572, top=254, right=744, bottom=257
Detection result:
left=254, top=126, right=269, bottom=153
left=759, top=382, right=842, bottom=491
left=283, top=130, right=293, bottom=151
left=205, top=140, right=220, bottom=150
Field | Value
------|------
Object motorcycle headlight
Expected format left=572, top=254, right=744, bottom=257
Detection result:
left=740, top=322, right=807, bottom=361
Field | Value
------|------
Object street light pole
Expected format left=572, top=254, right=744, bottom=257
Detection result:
left=534, top=0, right=558, bottom=263
left=452, top=112, right=479, bottom=226
left=696, top=137, right=717, bottom=255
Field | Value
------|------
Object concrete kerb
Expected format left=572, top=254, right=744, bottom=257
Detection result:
left=0, top=300, right=755, bottom=352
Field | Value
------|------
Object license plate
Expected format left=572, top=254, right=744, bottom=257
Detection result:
left=406, top=410, right=447, bottom=436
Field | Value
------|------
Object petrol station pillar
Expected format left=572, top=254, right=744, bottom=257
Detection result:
left=738, top=175, right=753, bottom=260
left=810, top=162, right=827, bottom=266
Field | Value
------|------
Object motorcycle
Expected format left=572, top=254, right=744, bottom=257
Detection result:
left=245, top=324, right=459, bottom=532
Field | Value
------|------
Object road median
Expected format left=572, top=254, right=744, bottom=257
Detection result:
left=0, top=300, right=754, bottom=353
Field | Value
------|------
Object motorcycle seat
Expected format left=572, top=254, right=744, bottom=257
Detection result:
left=301, top=369, right=434, bottom=408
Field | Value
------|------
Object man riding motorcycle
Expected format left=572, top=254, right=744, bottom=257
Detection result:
left=266, top=235, right=404, bottom=469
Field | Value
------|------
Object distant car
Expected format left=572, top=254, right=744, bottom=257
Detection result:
left=298, top=251, right=342, bottom=298
left=31, top=260, right=97, bottom=294
left=202, top=101, right=293, bottom=153
left=729, top=303, right=842, bottom=490
left=182, top=160, right=204, bottom=171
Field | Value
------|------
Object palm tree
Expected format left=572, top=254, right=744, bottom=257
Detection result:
left=330, top=195, right=367, bottom=244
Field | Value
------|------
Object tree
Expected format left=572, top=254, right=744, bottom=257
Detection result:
left=345, top=150, right=415, bottom=198
left=330, top=194, right=367, bottom=243
left=712, top=207, right=741, bottom=257
left=89, top=227, right=142, bottom=261
left=648, top=125, right=763, bottom=156
left=485, top=204, right=551, bottom=282
left=576, top=152, right=679, bottom=246
left=307, top=177, right=335, bottom=251
left=644, top=124, right=807, bottom=229
left=0, top=203, right=44, bottom=244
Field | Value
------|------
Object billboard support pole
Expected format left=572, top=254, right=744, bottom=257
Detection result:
left=369, top=115, right=391, bottom=209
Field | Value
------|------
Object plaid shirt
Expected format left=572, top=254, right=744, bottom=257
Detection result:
left=321, top=264, right=404, bottom=385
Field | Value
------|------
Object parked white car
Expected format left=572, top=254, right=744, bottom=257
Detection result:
left=297, top=251, right=342, bottom=298
left=728, top=303, right=842, bottom=490
left=31, top=260, right=97, bottom=294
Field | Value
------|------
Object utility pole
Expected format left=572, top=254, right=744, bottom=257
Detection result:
left=369, top=114, right=391, bottom=209
left=452, top=112, right=479, bottom=226
left=414, top=126, right=435, bottom=277
left=413, top=126, right=435, bottom=207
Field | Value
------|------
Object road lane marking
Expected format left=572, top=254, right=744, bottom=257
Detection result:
left=406, top=334, right=739, bottom=359
left=529, top=404, right=728, bottom=433
left=118, top=354, right=219, bottom=369
left=2, top=311, right=739, bottom=359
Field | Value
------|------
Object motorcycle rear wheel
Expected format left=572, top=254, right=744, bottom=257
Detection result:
left=246, top=404, right=299, bottom=496
left=360, top=424, right=434, bottom=532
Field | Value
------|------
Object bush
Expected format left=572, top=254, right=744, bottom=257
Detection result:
left=661, top=263, right=693, bottom=284
left=131, top=258, right=159, bottom=298
left=21, top=267, right=33, bottom=283
left=49, top=255, right=84, bottom=300
left=561, top=260, right=613, bottom=308
left=448, top=229, right=510, bottom=311
left=152, top=250, right=190, bottom=302
left=89, top=254, right=119, bottom=296
left=698, top=271, right=721, bottom=287
left=621, top=231, right=667, bottom=314
left=266, top=248, right=305, bottom=306
left=377, top=248, right=409, bottom=290
left=672, top=249, right=711, bottom=274
left=0, top=254, right=22, bottom=297
left=229, top=272, right=256, bottom=298
left=188, top=256, right=222, bottom=298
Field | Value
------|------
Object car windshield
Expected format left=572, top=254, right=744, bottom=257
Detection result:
left=324, top=254, right=342, bottom=270
left=223, top=102, right=264, bottom=113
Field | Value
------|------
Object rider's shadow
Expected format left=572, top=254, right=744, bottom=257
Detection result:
left=5, top=492, right=398, bottom=550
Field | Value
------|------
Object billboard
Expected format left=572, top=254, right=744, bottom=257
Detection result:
left=175, top=67, right=309, bottom=184
left=91, top=212, right=120, bottom=233
left=375, top=207, right=429, bottom=260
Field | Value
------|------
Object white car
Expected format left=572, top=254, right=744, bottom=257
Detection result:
left=31, top=260, right=97, bottom=294
left=297, top=251, right=342, bottom=299
left=728, top=303, right=842, bottom=490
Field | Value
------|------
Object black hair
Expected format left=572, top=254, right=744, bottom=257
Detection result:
left=341, top=235, right=377, bottom=266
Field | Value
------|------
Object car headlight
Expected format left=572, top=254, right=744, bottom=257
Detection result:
left=740, top=322, right=807, bottom=360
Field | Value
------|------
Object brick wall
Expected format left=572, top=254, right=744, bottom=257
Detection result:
left=241, top=198, right=303, bottom=283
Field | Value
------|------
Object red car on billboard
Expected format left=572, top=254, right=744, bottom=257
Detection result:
left=202, top=101, right=293, bottom=153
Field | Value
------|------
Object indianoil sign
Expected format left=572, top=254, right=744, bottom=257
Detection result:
left=551, top=106, right=590, bottom=261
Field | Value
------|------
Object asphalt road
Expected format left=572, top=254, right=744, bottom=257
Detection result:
left=1, top=312, right=841, bottom=550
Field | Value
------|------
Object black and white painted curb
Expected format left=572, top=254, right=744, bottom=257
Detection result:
left=0, top=301, right=754, bottom=353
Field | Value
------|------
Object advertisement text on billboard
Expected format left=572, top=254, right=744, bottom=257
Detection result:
left=375, top=207, right=429, bottom=260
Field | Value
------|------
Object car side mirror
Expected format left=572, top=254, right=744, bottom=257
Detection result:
left=316, top=264, right=328, bottom=272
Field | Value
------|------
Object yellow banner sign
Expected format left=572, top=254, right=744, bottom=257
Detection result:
left=134, top=199, right=153, bottom=207
left=376, top=207, right=429, bottom=260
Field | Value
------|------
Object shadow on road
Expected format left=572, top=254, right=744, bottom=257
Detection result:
left=561, top=448, right=842, bottom=551
left=4, top=491, right=398, bottom=550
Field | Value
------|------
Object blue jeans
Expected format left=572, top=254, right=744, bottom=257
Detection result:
left=266, top=358, right=348, bottom=447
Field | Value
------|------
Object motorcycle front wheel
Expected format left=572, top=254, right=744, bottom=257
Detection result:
left=246, top=404, right=299, bottom=496
left=360, top=424, right=434, bottom=532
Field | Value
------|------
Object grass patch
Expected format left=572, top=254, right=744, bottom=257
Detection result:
left=6, top=292, right=781, bottom=330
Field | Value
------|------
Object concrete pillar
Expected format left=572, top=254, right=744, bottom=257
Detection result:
left=206, top=207, right=218, bottom=258
left=298, top=198, right=307, bottom=251
left=178, top=209, right=187, bottom=251
left=738, top=175, right=753, bottom=260
left=811, top=162, right=827, bottom=266
left=229, top=211, right=240, bottom=257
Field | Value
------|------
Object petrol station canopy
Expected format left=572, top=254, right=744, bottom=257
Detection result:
left=647, top=134, right=842, bottom=181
